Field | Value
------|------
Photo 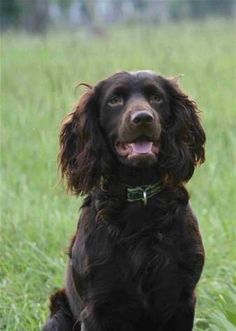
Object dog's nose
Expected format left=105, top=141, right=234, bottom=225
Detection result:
left=131, top=111, right=154, bottom=125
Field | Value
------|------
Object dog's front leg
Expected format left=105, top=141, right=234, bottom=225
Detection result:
left=42, top=289, right=75, bottom=331
left=81, top=307, right=136, bottom=331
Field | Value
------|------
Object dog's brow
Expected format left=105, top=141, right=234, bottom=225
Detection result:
left=141, top=82, right=164, bottom=95
left=108, top=84, right=130, bottom=96
left=142, top=82, right=158, bottom=90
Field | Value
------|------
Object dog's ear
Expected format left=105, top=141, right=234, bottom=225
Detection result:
left=160, top=78, right=206, bottom=185
left=59, top=85, right=108, bottom=195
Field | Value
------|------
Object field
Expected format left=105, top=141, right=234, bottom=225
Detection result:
left=1, top=19, right=236, bottom=330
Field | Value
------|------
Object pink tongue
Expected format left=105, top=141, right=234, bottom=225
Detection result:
left=130, top=141, right=153, bottom=154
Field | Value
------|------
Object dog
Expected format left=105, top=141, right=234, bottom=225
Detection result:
left=43, top=70, right=205, bottom=331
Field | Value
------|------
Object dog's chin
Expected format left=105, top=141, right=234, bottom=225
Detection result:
left=125, top=153, right=157, bottom=168
left=115, top=140, right=159, bottom=168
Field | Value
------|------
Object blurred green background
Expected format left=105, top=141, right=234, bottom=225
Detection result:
left=1, top=1, right=236, bottom=330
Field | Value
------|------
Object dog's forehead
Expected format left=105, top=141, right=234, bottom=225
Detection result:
left=129, top=70, right=157, bottom=77
left=100, top=70, right=160, bottom=88
left=118, top=70, right=158, bottom=80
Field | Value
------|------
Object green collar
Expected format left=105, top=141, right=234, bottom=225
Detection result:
left=127, top=182, right=162, bottom=205
left=100, top=177, right=163, bottom=206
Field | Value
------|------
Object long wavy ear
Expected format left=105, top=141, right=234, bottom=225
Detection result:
left=159, top=78, right=206, bottom=185
left=59, top=85, right=108, bottom=195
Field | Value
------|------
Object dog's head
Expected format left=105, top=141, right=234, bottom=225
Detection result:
left=59, top=71, right=205, bottom=195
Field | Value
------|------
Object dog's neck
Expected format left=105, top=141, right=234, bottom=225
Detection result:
left=111, top=164, right=162, bottom=186
left=99, top=164, right=163, bottom=205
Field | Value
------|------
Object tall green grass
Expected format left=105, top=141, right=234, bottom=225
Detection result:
left=1, top=19, right=236, bottom=330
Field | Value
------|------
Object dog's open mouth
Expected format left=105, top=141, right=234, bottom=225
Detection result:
left=115, top=138, right=160, bottom=159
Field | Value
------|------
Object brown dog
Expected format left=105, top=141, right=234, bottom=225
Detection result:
left=43, top=71, right=205, bottom=331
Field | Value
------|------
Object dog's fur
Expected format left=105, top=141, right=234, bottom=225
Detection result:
left=43, top=71, right=205, bottom=331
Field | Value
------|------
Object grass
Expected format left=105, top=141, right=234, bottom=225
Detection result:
left=1, top=19, right=236, bottom=330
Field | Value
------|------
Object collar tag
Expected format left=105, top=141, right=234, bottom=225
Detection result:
left=143, top=190, right=147, bottom=206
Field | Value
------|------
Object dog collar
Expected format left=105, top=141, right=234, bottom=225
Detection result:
left=127, top=182, right=162, bottom=205
left=100, top=177, right=162, bottom=206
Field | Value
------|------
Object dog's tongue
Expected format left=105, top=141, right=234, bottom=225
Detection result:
left=130, top=141, right=153, bottom=154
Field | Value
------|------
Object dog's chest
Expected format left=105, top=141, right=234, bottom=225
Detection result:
left=114, top=205, right=184, bottom=294
left=113, top=226, right=183, bottom=315
left=123, top=229, right=179, bottom=281
left=72, top=202, right=187, bottom=319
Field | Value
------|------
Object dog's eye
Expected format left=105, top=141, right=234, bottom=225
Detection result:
left=149, top=94, right=162, bottom=103
left=108, top=95, right=124, bottom=106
